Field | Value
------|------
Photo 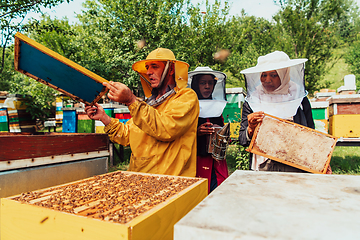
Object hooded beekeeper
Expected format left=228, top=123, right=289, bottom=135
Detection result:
left=188, top=66, right=229, bottom=193
left=85, top=48, right=199, bottom=177
left=238, top=51, right=316, bottom=172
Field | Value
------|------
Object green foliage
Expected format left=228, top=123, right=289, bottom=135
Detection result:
left=226, top=143, right=249, bottom=173
left=0, top=0, right=73, bottom=74
left=2, top=0, right=360, bottom=121
left=181, top=0, right=230, bottom=70
left=25, top=15, right=79, bottom=59
left=272, top=0, right=360, bottom=94
left=221, top=15, right=276, bottom=84
left=273, top=1, right=336, bottom=93
left=108, top=145, right=131, bottom=173
left=1, top=0, right=72, bottom=18
left=344, top=35, right=360, bottom=89
left=0, top=24, right=56, bottom=120
left=69, top=0, right=195, bottom=94
left=0, top=45, right=15, bottom=90
left=9, top=76, right=56, bottom=120
left=321, top=47, right=352, bottom=90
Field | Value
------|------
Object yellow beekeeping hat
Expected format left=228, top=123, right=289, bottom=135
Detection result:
left=132, top=48, right=189, bottom=97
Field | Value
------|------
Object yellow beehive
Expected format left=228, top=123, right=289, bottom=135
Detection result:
left=329, top=115, right=360, bottom=138
left=1, top=171, right=207, bottom=240
left=328, top=95, right=360, bottom=138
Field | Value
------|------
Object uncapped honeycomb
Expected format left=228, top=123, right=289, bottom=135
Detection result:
left=15, top=171, right=200, bottom=224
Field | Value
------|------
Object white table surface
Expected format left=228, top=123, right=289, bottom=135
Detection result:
left=174, top=170, right=360, bottom=240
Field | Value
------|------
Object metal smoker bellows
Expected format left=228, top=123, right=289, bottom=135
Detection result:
left=212, top=123, right=230, bottom=161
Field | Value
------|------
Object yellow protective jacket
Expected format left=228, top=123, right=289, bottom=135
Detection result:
left=104, top=88, right=199, bottom=177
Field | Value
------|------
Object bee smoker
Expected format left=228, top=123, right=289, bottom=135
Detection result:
left=211, top=123, right=230, bottom=161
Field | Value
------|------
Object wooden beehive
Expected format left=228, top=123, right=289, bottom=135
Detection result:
left=14, top=32, right=108, bottom=105
left=247, top=114, right=337, bottom=174
left=328, top=95, right=360, bottom=138
left=1, top=171, right=207, bottom=240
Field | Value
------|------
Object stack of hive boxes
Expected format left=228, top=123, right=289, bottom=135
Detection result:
left=0, top=93, right=8, bottom=132
left=55, top=95, right=64, bottom=124
left=114, top=107, right=131, bottom=124
left=310, top=101, right=329, bottom=134
left=6, top=94, right=36, bottom=133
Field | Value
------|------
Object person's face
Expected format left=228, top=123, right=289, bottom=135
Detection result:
left=260, top=70, right=281, bottom=92
left=145, top=61, right=166, bottom=88
left=198, top=75, right=215, bottom=98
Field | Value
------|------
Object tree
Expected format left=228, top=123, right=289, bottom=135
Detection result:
left=25, top=15, right=79, bottom=59
left=0, top=0, right=73, bottom=75
left=345, top=34, right=360, bottom=90
left=1, top=12, right=77, bottom=120
left=273, top=0, right=360, bottom=94
left=179, top=0, right=230, bottom=69
left=221, top=14, right=276, bottom=87
left=65, top=0, right=193, bottom=96
left=70, top=0, right=237, bottom=95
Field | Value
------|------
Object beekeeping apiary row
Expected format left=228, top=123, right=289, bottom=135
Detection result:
left=1, top=171, right=207, bottom=240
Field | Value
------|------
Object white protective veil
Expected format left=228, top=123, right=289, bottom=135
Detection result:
left=241, top=51, right=308, bottom=119
left=188, top=67, right=227, bottom=118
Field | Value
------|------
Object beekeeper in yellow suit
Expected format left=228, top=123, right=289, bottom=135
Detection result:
left=85, top=48, right=199, bottom=177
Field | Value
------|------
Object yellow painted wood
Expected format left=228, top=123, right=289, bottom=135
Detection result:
left=230, top=122, right=240, bottom=139
left=1, top=198, right=129, bottom=240
left=129, top=179, right=208, bottom=240
left=314, top=119, right=328, bottom=134
left=95, top=126, right=105, bottom=133
left=329, top=114, right=360, bottom=138
left=6, top=99, right=27, bottom=111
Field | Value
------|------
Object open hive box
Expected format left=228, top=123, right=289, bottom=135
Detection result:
left=1, top=171, right=207, bottom=240
left=247, top=114, right=337, bottom=174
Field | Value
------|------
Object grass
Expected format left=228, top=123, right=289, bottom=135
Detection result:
left=108, top=145, right=131, bottom=172
left=330, top=146, right=360, bottom=175
left=107, top=144, right=360, bottom=175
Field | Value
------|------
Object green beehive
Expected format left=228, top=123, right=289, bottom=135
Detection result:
left=223, top=88, right=245, bottom=123
left=77, top=110, right=95, bottom=133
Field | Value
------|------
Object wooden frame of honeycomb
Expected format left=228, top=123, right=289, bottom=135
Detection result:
left=1, top=171, right=207, bottom=240
left=247, top=114, right=338, bottom=174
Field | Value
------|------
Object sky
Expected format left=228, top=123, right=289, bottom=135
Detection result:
left=26, top=0, right=360, bottom=24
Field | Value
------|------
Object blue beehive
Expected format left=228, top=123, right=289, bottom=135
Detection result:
left=62, top=109, right=77, bottom=133
left=0, top=107, right=8, bottom=132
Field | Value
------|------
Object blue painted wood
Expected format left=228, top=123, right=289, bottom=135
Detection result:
left=18, top=41, right=104, bottom=104
left=62, top=110, right=77, bottom=133
left=0, top=115, right=8, bottom=122
left=0, top=108, right=7, bottom=123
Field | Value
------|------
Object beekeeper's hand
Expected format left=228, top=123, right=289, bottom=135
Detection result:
left=85, top=103, right=111, bottom=125
left=198, top=122, right=217, bottom=136
left=247, top=111, right=265, bottom=138
left=103, top=81, right=136, bottom=106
